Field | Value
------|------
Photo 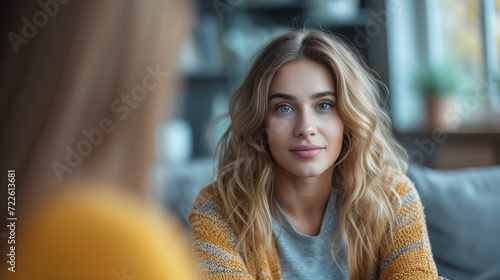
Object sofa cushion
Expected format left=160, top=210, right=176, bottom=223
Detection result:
left=408, top=164, right=500, bottom=280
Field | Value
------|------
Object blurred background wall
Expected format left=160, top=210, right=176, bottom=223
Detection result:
left=150, top=0, right=500, bottom=225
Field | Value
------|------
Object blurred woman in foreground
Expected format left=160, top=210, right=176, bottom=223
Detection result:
left=0, top=1, right=196, bottom=279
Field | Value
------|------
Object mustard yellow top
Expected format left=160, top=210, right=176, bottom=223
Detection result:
left=2, top=184, right=198, bottom=280
left=189, top=175, right=447, bottom=280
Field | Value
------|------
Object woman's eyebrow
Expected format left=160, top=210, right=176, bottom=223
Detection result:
left=311, top=91, right=336, bottom=99
left=269, top=93, right=296, bottom=101
left=269, top=91, right=336, bottom=101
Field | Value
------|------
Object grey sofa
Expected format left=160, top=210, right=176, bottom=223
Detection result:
left=408, top=165, right=500, bottom=280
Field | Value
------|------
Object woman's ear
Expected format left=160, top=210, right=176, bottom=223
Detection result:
left=256, top=127, right=267, bottom=140
left=256, top=127, right=268, bottom=150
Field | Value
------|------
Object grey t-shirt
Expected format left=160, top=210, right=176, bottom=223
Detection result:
left=272, top=189, right=349, bottom=279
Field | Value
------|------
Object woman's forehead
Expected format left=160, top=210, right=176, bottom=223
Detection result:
left=268, top=60, right=336, bottom=98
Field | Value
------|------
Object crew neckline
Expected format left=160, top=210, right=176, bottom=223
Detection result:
left=273, top=189, right=337, bottom=242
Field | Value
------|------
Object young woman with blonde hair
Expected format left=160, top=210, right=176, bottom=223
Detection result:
left=189, top=29, right=446, bottom=280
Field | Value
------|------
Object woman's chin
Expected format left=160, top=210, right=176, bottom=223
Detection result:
left=279, top=166, right=331, bottom=179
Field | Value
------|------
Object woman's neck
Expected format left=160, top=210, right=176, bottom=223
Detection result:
left=273, top=167, right=333, bottom=236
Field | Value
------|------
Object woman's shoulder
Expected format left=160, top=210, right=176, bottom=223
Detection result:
left=191, top=183, right=222, bottom=208
left=189, top=183, right=229, bottom=222
left=188, top=183, right=243, bottom=266
left=384, top=171, right=419, bottom=205
left=394, top=173, right=417, bottom=197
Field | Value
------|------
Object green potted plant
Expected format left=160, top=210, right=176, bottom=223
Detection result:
left=413, top=62, right=460, bottom=130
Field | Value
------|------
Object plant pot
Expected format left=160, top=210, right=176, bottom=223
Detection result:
left=425, top=95, right=456, bottom=131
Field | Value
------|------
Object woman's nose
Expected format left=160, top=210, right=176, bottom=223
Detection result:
left=294, top=112, right=317, bottom=138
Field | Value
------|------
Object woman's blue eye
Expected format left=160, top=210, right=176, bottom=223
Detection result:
left=317, top=102, right=333, bottom=110
left=276, top=104, right=292, bottom=113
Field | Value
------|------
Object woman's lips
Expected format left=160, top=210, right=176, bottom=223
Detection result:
left=290, top=145, right=324, bottom=159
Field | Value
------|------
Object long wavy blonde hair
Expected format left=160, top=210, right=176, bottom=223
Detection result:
left=215, top=29, right=408, bottom=279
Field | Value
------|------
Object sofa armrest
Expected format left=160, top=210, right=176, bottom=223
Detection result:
left=408, top=165, right=500, bottom=280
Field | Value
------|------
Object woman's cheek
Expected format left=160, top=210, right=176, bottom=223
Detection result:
left=266, top=117, right=287, bottom=143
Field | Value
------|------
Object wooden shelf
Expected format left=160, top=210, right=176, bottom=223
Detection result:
left=396, top=131, right=500, bottom=169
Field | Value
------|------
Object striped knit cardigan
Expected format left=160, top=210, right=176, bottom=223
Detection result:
left=188, top=175, right=446, bottom=280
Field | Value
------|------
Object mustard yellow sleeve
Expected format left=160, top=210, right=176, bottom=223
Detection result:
left=1, top=186, right=198, bottom=280
left=188, top=186, right=254, bottom=280
left=378, top=177, right=447, bottom=280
